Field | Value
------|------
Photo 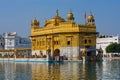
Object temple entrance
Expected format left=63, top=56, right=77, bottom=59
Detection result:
left=87, top=51, right=92, bottom=56
left=86, top=50, right=96, bottom=61
left=53, top=49, right=60, bottom=60
left=81, top=47, right=97, bottom=61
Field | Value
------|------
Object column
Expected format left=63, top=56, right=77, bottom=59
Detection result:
left=51, top=35, right=54, bottom=60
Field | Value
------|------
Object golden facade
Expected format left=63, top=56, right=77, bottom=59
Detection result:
left=30, top=10, right=97, bottom=60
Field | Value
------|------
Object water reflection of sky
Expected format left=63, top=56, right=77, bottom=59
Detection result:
left=0, top=60, right=120, bottom=80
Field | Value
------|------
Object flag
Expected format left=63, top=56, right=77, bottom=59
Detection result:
left=84, top=12, right=86, bottom=19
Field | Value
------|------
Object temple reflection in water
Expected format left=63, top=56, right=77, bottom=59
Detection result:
left=0, top=62, right=98, bottom=80
left=0, top=60, right=120, bottom=80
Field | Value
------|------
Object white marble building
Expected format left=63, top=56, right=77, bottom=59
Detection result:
left=3, top=32, right=31, bottom=56
left=4, top=32, right=31, bottom=49
left=96, top=35, right=120, bottom=54
left=0, top=35, right=4, bottom=55
left=0, top=35, right=4, bottom=50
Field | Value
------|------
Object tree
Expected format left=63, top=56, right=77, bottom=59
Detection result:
left=106, top=43, right=120, bottom=53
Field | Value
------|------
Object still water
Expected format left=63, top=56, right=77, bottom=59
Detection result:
left=0, top=59, right=120, bottom=80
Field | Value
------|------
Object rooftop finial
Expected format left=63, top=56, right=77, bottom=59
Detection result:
left=90, top=11, right=92, bottom=15
left=56, top=9, right=59, bottom=16
left=70, top=9, right=72, bottom=13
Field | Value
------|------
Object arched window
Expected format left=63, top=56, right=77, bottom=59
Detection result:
left=84, top=40, right=87, bottom=44
left=67, top=41, right=71, bottom=45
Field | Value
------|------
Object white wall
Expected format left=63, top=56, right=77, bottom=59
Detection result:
left=96, top=35, right=120, bottom=54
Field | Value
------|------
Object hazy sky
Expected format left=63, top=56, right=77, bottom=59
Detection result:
left=0, top=0, right=120, bottom=37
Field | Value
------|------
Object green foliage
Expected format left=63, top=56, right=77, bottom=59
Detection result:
left=106, top=43, right=120, bottom=53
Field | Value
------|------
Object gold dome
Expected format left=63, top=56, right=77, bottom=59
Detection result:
left=50, top=9, right=65, bottom=22
left=67, top=11, right=74, bottom=21
left=44, top=10, right=65, bottom=27
left=31, top=17, right=39, bottom=26
left=50, top=14, right=65, bottom=22
left=88, top=12, right=95, bottom=22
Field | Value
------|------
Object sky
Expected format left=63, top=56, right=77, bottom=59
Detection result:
left=0, top=0, right=120, bottom=37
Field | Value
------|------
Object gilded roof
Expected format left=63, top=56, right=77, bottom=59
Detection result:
left=44, top=10, right=65, bottom=27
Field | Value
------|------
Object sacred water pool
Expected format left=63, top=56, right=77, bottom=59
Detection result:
left=0, top=59, right=119, bottom=80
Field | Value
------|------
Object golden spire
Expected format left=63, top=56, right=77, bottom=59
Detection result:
left=56, top=9, right=59, bottom=16
left=70, top=9, right=72, bottom=13
left=34, top=16, right=36, bottom=20
left=90, top=11, right=92, bottom=15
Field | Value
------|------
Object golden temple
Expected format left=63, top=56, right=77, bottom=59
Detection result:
left=30, top=10, right=98, bottom=60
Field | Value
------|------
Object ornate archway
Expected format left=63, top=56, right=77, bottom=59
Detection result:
left=53, top=49, right=60, bottom=60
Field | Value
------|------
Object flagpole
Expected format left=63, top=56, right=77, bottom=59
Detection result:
left=84, top=12, right=86, bottom=24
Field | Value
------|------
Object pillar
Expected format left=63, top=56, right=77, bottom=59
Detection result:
left=51, top=35, right=54, bottom=60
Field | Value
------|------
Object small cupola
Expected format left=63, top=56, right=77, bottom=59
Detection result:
left=67, top=10, right=74, bottom=21
left=31, top=17, right=39, bottom=26
left=88, top=12, right=95, bottom=24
